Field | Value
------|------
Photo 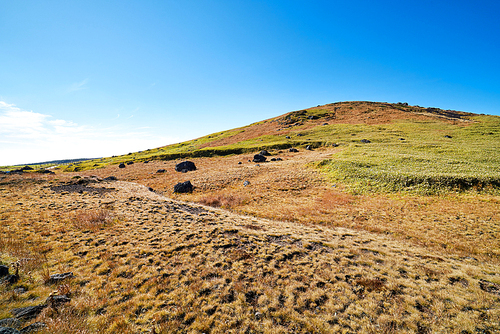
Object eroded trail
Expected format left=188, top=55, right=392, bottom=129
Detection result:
left=1, top=177, right=500, bottom=333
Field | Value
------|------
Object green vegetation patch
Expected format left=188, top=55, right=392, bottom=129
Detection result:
left=315, top=116, right=500, bottom=194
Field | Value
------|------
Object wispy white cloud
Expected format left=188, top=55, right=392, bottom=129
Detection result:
left=67, top=78, right=89, bottom=93
left=0, top=101, right=178, bottom=166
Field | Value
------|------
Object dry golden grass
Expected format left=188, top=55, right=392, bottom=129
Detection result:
left=198, top=193, right=246, bottom=209
left=72, top=209, right=114, bottom=232
left=69, top=148, right=500, bottom=263
left=1, top=172, right=500, bottom=333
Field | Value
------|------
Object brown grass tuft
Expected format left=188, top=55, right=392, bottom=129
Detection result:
left=197, top=193, right=245, bottom=209
left=319, top=189, right=355, bottom=207
left=72, top=209, right=114, bottom=231
left=356, top=278, right=386, bottom=292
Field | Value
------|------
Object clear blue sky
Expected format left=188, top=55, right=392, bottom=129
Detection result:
left=1, top=0, right=499, bottom=165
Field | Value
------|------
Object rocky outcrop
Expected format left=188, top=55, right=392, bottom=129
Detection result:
left=175, top=161, right=196, bottom=173
left=174, top=181, right=193, bottom=193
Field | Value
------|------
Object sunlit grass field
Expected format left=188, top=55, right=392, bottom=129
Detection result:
left=314, top=116, right=500, bottom=194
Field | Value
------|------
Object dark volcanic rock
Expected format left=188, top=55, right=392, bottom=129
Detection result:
left=306, top=145, right=312, bottom=150
left=175, top=161, right=196, bottom=173
left=47, top=295, right=71, bottom=307
left=20, top=322, right=46, bottom=334
left=174, top=181, right=193, bottom=193
left=47, top=272, right=74, bottom=284
left=11, top=306, right=46, bottom=320
left=260, top=150, right=270, bottom=156
left=20, top=166, right=33, bottom=171
left=289, top=148, right=299, bottom=153
left=253, top=154, right=267, bottom=163
left=156, top=169, right=166, bottom=173
left=0, top=265, right=8, bottom=277
left=0, top=318, right=20, bottom=329
left=126, top=161, right=134, bottom=165
left=0, top=327, right=20, bottom=334
left=37, top=169, right=55, bottom=174
left=118, top=163, right=126, bottom=168
left=479, top=279, right=500, bottom=295
left=50, top=183, right=114, bottom=195
left=4, top=274, right=19, bottom=285
left=103, top=176, right=117, bottom=181
left=360, top=139, right=371, bottom=143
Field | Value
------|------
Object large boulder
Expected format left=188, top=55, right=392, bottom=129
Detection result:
left=260, top=150, right=270, bottom=156
left=174, top=181, right=193, bottom=193
left=175, top=161, right=196, bottom=173
left=118, top=163, right=126, bottom=168
left=253, top=154, right=266, bottom=163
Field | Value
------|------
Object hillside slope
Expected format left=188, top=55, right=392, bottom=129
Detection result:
left=1, top=101, right=500, bottom=333
left=62, top=101, right=500, bottom=194
left=1, top=175, right=499, bottom=333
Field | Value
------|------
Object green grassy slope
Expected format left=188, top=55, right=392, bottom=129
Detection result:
left=315, top=115, right=500, bottom=194
left=36, top=101, right=500, bottom=194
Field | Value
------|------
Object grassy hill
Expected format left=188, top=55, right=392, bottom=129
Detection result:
left=64, top=101, right=500, bottom=194
left=1, top=101, right=500, bottom=333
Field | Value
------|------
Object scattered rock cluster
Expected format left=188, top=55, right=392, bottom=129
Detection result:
left=0, top=265, right=73, bottom=333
